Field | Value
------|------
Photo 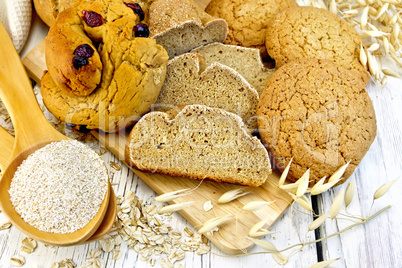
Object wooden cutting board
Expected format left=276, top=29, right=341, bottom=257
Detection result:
left=21, top=1, right=293, bottom=254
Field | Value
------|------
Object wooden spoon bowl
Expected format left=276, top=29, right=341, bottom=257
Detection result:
left=0, top=22, right=114, bottom=246
left=0, top=126, right=116, bottom=244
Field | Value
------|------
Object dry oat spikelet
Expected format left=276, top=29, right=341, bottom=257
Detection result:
left=248, top=218, right=275, bottom=237
left=361, top=6, right=369, bottom=29
left=309, top=213, right=329, bottom=231
left=345, top=179, right=356, bottom=207
left=359, top=43, right=368, bottom=67
left=218, top=188, right=250, bottom=204
left=310, top=178, right=340, bottom=195
left=158, top=201, right=195, bottom=214
left=154, top=189, right=191, bottom=202
left=247, top=237, right=278, bottom=253
left=374, top=178, right=398, bottom=200
left=289, top=193, right=313, bottom=211
left=278, top=158, right=293, bottom=187
left=382, top=69, right=400, bottom=78
left=330, top=189, right=345, bottom=219
left=328, top=161, right=350, bottom=183
left=198, top=214, right=234, bottom=234
left=279, top=182, right=300, bottom=191
left=296, top=169, right=310, bottom=197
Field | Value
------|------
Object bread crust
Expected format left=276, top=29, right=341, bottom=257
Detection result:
left=149, top=0, right=228, bottom=57
left=125, top=105, right=272, bottom=187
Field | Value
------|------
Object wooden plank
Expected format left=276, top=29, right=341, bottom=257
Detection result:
left=316, top=80, right=402, bottom=267
left=93, top=130, right=293, bottom=254
left=22, top=39, right=46, bottom=85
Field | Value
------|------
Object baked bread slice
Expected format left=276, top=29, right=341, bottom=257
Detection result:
left=192, top=43, right=276, bottom=95
left=125, top=105, right=272, bottom=187
left=149, top=0, right=228, bottom=58
left=153, top=52, right=259, bottom=127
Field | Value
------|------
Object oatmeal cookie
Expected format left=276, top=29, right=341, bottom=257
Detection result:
left=257, top=58, right=377, bottom=186
left=265, top=6, right=370, bottom=85
left=205, top=0, right=298, bottom=57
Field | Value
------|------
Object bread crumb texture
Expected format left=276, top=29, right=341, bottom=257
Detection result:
left=126, top=105, right=271, bottom=187
left=205, top=0, right=298, bottom=55
left=149, top=0, right=228, bottom=57
left=265, top=6, right=370, bottom=85
left=154, top=52, right=259, bottom=127
left=42, top=0, right=168, bottom=132
left=192, top=43, right=275, bottom=95
left=257, top=59, right=377, bottom=185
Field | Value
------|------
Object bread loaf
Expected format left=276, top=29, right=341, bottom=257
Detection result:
left=192, top=43, right=275, bottom=95
left=125, top=105, right=272, bottom=187
left=153, top=52, right=259, bottom=127
left=42, top=0, right=169, bottom=132
left=149, top=0, right=228, bottom=58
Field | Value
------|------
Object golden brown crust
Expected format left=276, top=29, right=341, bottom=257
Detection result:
left=257, top=58, right=377, bottom=186
left=205, top=0, right=298, bottom=56
left=42, top=0, right=169, bottom=132
left=33, top=0, right=78, bottom=26
left=265, top=6, right=370, bottom=85
left=46, top=6, right=103, bottom=97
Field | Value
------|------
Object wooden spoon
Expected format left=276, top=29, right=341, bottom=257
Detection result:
left=0, top=126, right=117, bottom=243
left=0, top=126, right=14, bottom=171
left=0, top=22, right=110, bottom=246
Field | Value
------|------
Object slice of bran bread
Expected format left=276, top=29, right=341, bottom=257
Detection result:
left=153, top=52, right=259, bottom=128
left=192, top=43, right=276, bottom=95
left=125, top=105, right=272, bottom=187
left=149, top=0, right=228, bottom=58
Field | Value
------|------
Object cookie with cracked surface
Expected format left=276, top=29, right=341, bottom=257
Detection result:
left=42, top=0, right=168, bottom=132
left=265, top=6, right=370, bottom=85
left=205, top=0, right=298, bottom=57
left=257, top=58, right=377, bottom=186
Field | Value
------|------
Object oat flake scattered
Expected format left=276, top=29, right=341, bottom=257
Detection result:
left=203, top=201, right=213, bottom=212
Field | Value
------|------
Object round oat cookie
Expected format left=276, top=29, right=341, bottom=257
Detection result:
left=265, top=6, right=370, bottom=85
left=205, top=0, right=298, bottom=58
left=257, top=58, right=377, bottom=186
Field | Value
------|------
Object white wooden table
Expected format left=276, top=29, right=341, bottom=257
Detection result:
left=0, top=9, right=401, bottom=268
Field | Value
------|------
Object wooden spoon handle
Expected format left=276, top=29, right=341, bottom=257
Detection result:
left=0, top=126, right=14, bottom=170
left=0, top=22, right=56, bottom=155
